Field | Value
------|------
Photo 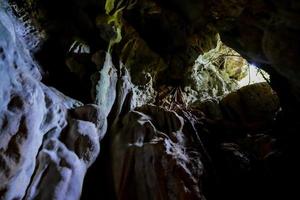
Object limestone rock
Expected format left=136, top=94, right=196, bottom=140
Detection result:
left=111, top=105, right=205, bottom=200
left=1, top=0, right=298, bottom=199
left=221, top=82, right=280, bottom=122
left=93, top=52, right=118, bottom=117
left=0, top=4, right=103, bottom=200
left=193, top=83, right=280, bottom=132
left=210, top=0, right=300, bottom=105
left=24, top=102, right=101, bottom=200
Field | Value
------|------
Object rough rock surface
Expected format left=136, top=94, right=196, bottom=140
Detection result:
left=108, top=82, right=281, bottom=200
left=209, top=0, right=300, bottom=107
left=0, top=4, right=103, bottom=200
left=194, top=82, right=280, bottom=123
left=111, top=105, right=205, bottom=200
left=0, top=0, right=298, bottom=200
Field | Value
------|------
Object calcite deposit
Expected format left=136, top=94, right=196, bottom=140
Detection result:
left=1, top=0, right=298, bottom=200
left=0, top=4, right=104, bottom=200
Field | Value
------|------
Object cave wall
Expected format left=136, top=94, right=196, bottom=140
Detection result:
left=0, top=0, right=298, bottom=200
left=0, top=3, right=106, bottom=199
left=210, top=0, right=300, bottom=113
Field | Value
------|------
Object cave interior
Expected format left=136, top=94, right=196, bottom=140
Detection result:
left=0, top=0, right=299, bottom=200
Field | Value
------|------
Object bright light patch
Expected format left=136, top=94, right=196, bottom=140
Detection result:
left=238, top=64, right=270, bottom=87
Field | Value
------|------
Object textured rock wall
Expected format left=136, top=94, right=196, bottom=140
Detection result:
left=111, top=105, right=205, bottom=200
left=210, top=0, right=300, bottom=105
left=109, top=82, right=281, bottom=200
left=0, top=0, right=297, bottom=200
left=0, top=3, right=105, bottom=199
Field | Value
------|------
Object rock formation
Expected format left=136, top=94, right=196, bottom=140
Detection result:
left=0, top=4, right=104, bottom=200
left=0, top=0, right=298, bottom=200
left=111, top=105, right=205, bottom=200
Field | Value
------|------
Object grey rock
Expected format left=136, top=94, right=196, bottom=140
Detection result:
left=111, top=105, right=205, bottom=200
left=0, top=4, right=103, bottom=200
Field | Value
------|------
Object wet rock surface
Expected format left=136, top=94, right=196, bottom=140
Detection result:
left=0, top=4, right=104, bottom=200
left=1, top=0, right=299, bottom=200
